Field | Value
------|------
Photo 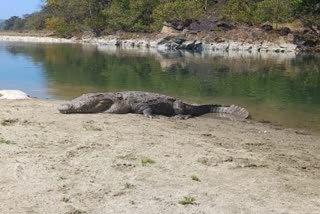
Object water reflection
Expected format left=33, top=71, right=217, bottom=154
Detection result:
left=1, top=42, right=320, bottom=133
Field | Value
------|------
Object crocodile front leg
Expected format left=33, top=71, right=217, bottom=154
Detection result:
left=104, top=102, right=131, bottom=114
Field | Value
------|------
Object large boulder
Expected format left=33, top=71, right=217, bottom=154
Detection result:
left=261, top=24, right=273, bottom=31
left=0, top=90, right=30, bottom=99
left=157, top=36, right=202, bottom=51
left=277, top=27, right=292, bottom=36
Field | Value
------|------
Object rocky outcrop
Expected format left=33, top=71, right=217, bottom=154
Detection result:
left=156, top=36, right=298, bottom=53
left=0, top=21, right=319, bottom=53
left=293, top=30, right=320, bottom=52
left=157, top=37, right=203, bottom=51
left=162, top=17, right=234, bottom=32
left=0, top=35, right=72, bottom=43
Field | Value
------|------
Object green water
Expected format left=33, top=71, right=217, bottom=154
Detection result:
left=1, top=42, right=320, bottom=133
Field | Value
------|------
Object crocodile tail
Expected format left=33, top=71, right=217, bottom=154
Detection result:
left=211, top=105, right=250, bottom=119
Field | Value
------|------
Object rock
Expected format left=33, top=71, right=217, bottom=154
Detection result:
left=163, top=19, right=193, bottom=31
left=161, top=26, right=180, bottom=34
left=0, top=90, right=30, bottom=99
left=293, top=32, right=319, bottom=49
left=277, top=27, right=292, bottom=36
left=162, top=17, right=233, bottom=33
left=261, top=24, right=273, bottom=31
left=188, top=17, right=234, bottom=32
left=178, top=41, right=196, bottom=50
left=213, top=37, right=226, bottom=43
left=194, top=41, right=203, bottom=51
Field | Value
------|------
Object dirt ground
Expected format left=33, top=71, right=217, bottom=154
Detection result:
left=0, top=99, right=319, bottom=214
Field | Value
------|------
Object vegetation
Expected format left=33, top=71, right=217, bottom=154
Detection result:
left=1, top=119, right=19, bottom=126
left=178, top=196, right=196, bottom=205
left=141, top=158, right=156, bottom=166
left=0, top=0, right=318, bottom=36
left=191, top=175, right=201, bottom=182
left=0, top=138, right=14, bottom=145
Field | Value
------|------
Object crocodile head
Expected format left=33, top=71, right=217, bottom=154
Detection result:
left=58, top=96, right=114, bottom=114
left=58, top=103, right=77, bottom=114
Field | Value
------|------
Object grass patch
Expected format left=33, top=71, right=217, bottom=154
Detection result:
left=0, top=138, right=14, bottom=145
left=1, top=119, right=18, bottom=126
left=124, top=182, right=135, bottom=189
left=141, top=158, right=156, bottom=166
left=191, top=175, right=201, bottom=182
left=83, top=124, right=102, bottom=131
left=178, top=196, right=196, bottom=205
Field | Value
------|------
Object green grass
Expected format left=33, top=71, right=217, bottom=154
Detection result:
left=141, top=158, right=156, bottom=166
left=191, top=175, right=201, bottom=182
left=0, top=138, right=14, bottom=145
left=178, top=196, right=196, bottom=205
left=124, top=182, right=135, bottom=189
left=1, top=119, right=18, bottom=126
left=83, top=124, right=102, bottom=131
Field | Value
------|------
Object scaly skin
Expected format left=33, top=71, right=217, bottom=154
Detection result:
left=58, top=91, right=250, bottom=119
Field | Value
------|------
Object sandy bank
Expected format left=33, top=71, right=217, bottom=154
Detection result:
left=0, top=99, right=319, bottom=213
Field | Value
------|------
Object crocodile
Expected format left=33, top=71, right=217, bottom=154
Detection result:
left=58, top=91, right=249, bottom=119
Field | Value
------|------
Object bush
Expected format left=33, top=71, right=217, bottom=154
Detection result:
left=254, top=0, right=295, bottom=25
left=152, top=0, right=204, bottom=30
left=217, top=0, right=254, bottom=23
left=103, top=0, right=159, bottom=32
left=45, top=17, right=74, bottom=37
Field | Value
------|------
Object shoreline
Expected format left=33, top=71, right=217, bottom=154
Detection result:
left=0, top=98, right=319, bottom=213
left=0, top=33, right=298, bottom=53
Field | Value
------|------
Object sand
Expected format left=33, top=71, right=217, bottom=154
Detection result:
left=0, top=99, right=319, bottom=214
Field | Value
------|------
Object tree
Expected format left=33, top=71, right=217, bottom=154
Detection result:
left=152, top=0, right=204, bottom=30
left=103, top=0, right=159, bottom=32
left=294, top=0, right=320, bottom=26
left=3, top=16, right=25, bottom=30
left=254, top=0, right=295, bottom=25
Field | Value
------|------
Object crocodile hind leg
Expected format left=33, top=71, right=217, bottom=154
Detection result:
left=172, top=100, right=192, bottom=119
left=143, top=108, right=154, bottom=119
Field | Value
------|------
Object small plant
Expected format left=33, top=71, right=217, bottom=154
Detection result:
left=191, top=175, right=201, bottom=182
left=0, top=138, right=14, bottom=145
left=178, top=196, right=196, bottom=205
left=62, top=196, right=70, bottom=203
left=1, top=119, right=18, bottom=126
left=124, top=182, right=135, bottom=189
left=83, top=124, right=102, bottom=131
left=141, top=158, right=156, bottom=166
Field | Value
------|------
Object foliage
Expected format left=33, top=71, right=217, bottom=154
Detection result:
left=218, top=0, right=255, bottom=23
left=45, top=17, right=74, bottom=37
left=3, top=16, right=26, bottom=31
left=254, top=0, right=295, bottom=25
left=0, top=20, right=5, bottom=29
left=178, top=196, right=196, bottom=205
left=24, top=11, right=48, bottom=30
left=141, top=158, right=156, bottom=166
left=103, top=0, right=159, bottom=32
left=294, top=0, right=320, bottom=26
left=152, top=0, right=204, bottom=30
left=1, top=0, right=319, bottom=34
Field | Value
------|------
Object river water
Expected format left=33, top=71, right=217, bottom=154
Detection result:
left=1, top=42, right=319, bottom=133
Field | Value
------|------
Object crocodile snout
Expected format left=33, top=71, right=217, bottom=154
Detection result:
left=58, top=103, right=72, bottom=114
